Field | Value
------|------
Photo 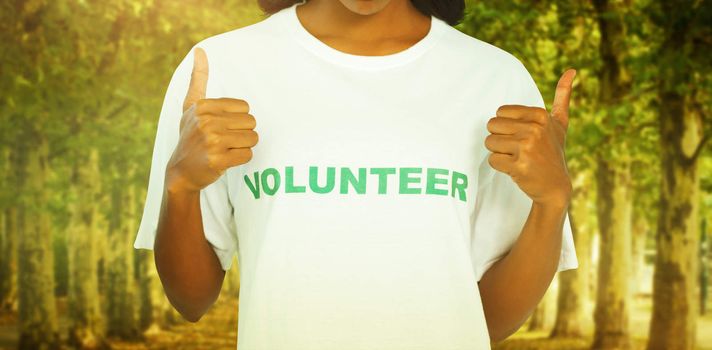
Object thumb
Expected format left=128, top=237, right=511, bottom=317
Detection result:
left=183, top=47, right=209, bottom=112
left=551, top=68, right=576, bottom=130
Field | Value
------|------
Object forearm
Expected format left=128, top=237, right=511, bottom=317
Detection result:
left=477, top=200, right=568, bottom=341
left=154, top=176, right=226, bottom=322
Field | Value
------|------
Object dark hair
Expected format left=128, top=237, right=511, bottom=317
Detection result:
left=257, top=0, right=465, bottom=26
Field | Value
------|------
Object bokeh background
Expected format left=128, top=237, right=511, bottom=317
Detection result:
left=0, top=0, right=711, bottom=349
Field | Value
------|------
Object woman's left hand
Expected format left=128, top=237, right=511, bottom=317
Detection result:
left=484, top=69, right=577, bottom=208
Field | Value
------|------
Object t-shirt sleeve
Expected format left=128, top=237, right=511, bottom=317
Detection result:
left=470, top=59, right=579, bottom=282
left=133, top=44, right=238, bottom=271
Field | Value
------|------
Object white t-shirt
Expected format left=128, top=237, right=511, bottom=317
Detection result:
left=134, top=2, right=578, bottom=349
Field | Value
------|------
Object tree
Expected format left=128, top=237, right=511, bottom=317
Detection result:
left=646, top=1, right=711, bottom=349
left=0, top=149, right=19, bottom=312
left=548, top=0, right=600, bottom=337
left=589, top=0, right=635, bottom=348
left=3, top=1, right=62, bottom=348
left=17, top=138, right=60, bottom=349
left=528, top=282, right=557, bottom=332
left=105, top=164, right=140, bottom=339
left=67, top=149, right=107, bottom=349
left=551, top=170, right=594, bottom=338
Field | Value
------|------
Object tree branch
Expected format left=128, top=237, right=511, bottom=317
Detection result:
left=689, top=134, right=709, bottom=163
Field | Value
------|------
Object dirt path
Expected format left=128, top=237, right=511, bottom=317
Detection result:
left=1, top=294, right=711, bottom=349
left=110, top=297, right=239, bottom=350
left=0, top=297, right=240, bottom=350
left=495, top=295, right=712, bottom=350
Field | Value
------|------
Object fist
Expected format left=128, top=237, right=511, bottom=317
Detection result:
left=166, top=47, right=259, bottom=193
left=484, top=69, right=576, bottom=207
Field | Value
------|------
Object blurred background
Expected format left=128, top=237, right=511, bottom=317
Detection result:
left=0, top=0, right=710, bottom=349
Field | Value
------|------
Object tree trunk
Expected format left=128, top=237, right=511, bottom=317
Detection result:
left=139, top=251, right=179, bottom=332
left=133, top=187, right=151, bottom=332
left=0, top=206, right=18, bottom=312
left=106, top=165, right=140, bottom=339
left=590, top=0, right=633, bottom=348
left=134, top=184, right=170, bottom=334
left=631, top=214, right=649, bottom=296
left=1, top=148, right=20, bottom=312
left=136, top=249, right=156, bottom=332
left=17, top=137, right=60, bottom=349
left=551, top=170, right=592, bottom=338
left=591, top=155, right=632, bottom=350
left=67, top=149, right=107, bottom=349
left=701, top=217, right=708, bottom=316
left=528, top=279, right=557, bottom=332
left=646, top=59, right=701, bottom=350
left=528, top=302, right=547, bottom=332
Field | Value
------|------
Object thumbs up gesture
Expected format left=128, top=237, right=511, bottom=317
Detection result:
left=165, top=47, right=259, bottom=193
left=484, top=69, right=576, bottom=207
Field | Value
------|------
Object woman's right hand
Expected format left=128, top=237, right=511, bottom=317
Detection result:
left=166, top=47, right=258, bottom=193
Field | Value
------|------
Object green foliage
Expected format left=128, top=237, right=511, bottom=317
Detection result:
left=0, top=1, right=265, bottom=335
left=459, top=0, right=711, bottom=256
left=0, top=0, right=710, bottom=346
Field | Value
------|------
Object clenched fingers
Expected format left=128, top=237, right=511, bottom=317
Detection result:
left=496, top=105, right=549, bottom=125
left=217, top=130, right=259, bottom=149
left=484, top=134, right=519, bottom=155
left=195, top=98, right=250, bottom=115
left=487, top=152, right=514, bottom=175
left=486, top=117, right=530, bottom=135
left=199, top=113, right=256, bottom=130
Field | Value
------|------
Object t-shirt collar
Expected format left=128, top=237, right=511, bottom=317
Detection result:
left=280, top=1, right=447, bottom=70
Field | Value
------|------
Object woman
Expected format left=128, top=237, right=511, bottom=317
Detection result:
left=134, top=0, right=579, bottom=348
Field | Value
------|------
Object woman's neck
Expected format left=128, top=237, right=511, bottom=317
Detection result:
left=295, top=0, right=431, bottom=56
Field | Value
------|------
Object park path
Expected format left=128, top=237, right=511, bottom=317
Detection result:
left=1, top=295, right=712, bottom=349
